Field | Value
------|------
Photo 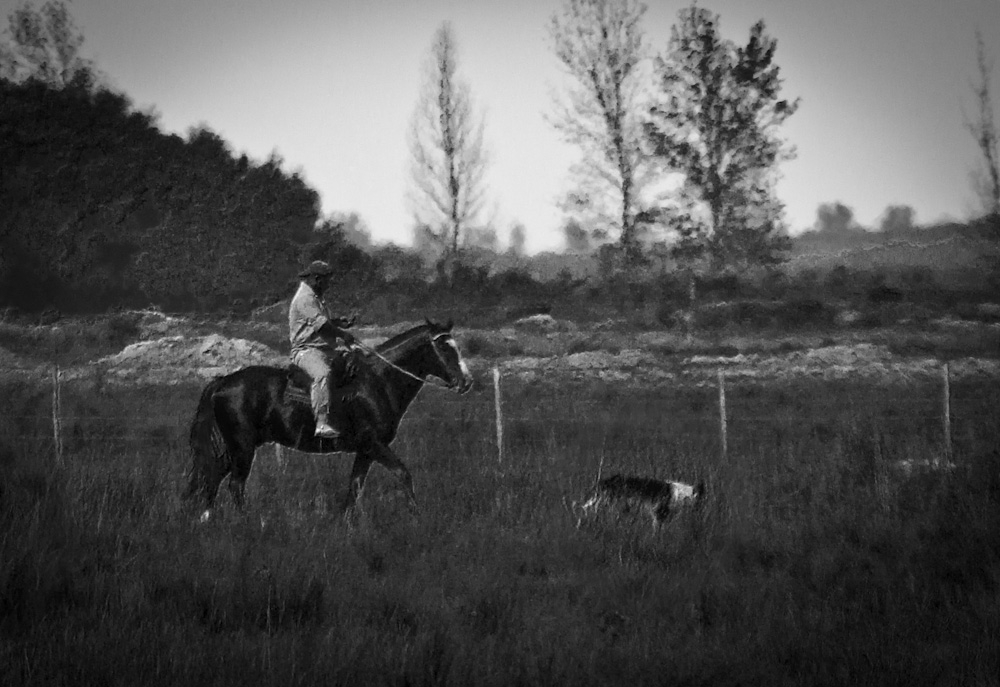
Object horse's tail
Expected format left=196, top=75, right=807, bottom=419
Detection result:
left=183, top=376, right=229, bottom=501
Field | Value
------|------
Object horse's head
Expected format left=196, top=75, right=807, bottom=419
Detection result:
left=424, top=319, right=473, bottom=394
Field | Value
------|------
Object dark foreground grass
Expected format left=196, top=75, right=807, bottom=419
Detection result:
left=1, top=372, right=999, bottom=686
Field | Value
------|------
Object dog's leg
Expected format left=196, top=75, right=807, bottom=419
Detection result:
left=575, top=493, right=600, bottom=529
left=652, top=502, right=671, bottom=533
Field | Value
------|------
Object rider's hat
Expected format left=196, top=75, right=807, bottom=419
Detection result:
left=298, top=260, right=334, bottom=278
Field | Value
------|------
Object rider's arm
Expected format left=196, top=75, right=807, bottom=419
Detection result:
left=331, top=314, right=357, bottom=329
left=317, top=320, right=356, bottom=347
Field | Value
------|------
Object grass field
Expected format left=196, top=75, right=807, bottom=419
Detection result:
left=2, top=357, right=999, bottom=686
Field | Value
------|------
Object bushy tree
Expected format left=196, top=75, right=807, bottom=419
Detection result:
left=0, top=0, right=96, bottom=88
left=548, top=0, right=652, bottom=262
left=0, top=79, right=322, bottom=312
left=645, top=5, right=798, bottom=271
left=879, top=205, right=916, bottom=234
left=562, top=218, right=592, bottom=254
left=813, top=201, right=861, bottom=234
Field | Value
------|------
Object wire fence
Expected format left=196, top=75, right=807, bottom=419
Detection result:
left=3, top=359, right=997, bottom=468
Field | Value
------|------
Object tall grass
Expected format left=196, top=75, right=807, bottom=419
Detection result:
left=2, top=372, right=999, bottom=686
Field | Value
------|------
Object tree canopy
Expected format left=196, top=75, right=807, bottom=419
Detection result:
left=407, top=22, right=490, bottom=279
left=644, top=6, right=798, bottom=271
left=548, top=0, right=652, bottom=263
left=0, top=79, right=320, bottom=312
left=0, top=0, right=97, bottom=89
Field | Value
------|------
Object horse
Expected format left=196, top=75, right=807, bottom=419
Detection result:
left=184, top=319, right=473, bottom=521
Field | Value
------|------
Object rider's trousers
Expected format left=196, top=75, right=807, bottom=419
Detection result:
left=291, top=348, right=332, bottom=423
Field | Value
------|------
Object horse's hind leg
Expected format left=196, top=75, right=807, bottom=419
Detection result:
left=340, top=453, right=373, bottom=516
left=193, top=456, right=228, bottom=522
left=227, top=446, right=258, bottom=511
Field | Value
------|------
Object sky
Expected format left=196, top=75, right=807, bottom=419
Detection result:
left=4, top=0, right=999, bottom=253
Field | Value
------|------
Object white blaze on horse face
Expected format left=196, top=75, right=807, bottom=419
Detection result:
left=447, top=338, right=471, bottom=377
left=200, top=509, right=211, bottom=523
left=435, top=335, right=469, bottom=382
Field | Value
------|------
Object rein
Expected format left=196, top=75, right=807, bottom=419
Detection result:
left=354, top=339, right=453, bottom=391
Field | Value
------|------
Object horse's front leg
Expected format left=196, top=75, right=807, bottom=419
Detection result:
left=341, top=452, right=373, bottom=517
left=371, top=442, right=419, bottom=513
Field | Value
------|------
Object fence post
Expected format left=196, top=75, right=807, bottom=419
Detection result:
left=718, top=368, right=728, bottom=463
left=493, top=366, right=504, bottom=465
left=52, top=364, right=63, bottom=466
left=942, top=362, right=951, bottom=464
left=274, top=442, right=285, bottom=472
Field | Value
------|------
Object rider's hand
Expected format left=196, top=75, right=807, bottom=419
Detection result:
left=337, top=314, right=357, bottom=329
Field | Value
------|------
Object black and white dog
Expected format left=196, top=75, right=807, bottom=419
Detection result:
left=575, top=474, right=705, bottom=531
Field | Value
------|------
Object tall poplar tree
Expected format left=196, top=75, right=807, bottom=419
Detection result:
left=548, top=0, right=651, bottom=263
left=965, top=32, right=999, bottom=217
left=407, top=22, right=490, bottom=278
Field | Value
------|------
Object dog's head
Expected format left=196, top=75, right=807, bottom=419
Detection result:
left=670, top=479, right=705, bottom=506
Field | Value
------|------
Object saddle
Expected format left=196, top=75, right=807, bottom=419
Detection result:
left=283, top=362, right=362, bottom=407
left=284, top=365, right=314, bottom=406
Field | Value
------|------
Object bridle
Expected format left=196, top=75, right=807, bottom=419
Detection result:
left=353, top=333, right=458, bottom=391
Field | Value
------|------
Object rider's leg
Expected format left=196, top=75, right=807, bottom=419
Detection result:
left=292, top=348, right=336, bottom=438
left=324, top=349, right=352, bottom=434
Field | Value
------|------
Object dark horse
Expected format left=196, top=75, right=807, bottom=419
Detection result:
left=184, top=319, right=473, bottom=521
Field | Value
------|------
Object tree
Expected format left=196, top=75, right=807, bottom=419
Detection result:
left=879, top=205, right=915, bottom=234
left=965, top=31, right=999, bottom=217
left=327, top=211, right=373, bottom=249
left=407, top=22, right=490, bottom=278
left=0, top=78, right=321, bottom=312
left=562, top=218, right=592, bottom=253
left=507, top=221, right=526, bottom=257
left=0, top=0, right=96, bottom=88
left=548, top=0, right=652, bottom=262
left=645, top=5, right=798, bottom=271
left=814, top=202, right=861, bottom=234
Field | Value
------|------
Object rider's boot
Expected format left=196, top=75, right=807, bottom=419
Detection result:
left=315, top=390, right=350, bottom=439
left=314, top=411, right=340, bottom=439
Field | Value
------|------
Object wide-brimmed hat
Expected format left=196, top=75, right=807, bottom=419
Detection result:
left=298, top=260, right=333, bottom=278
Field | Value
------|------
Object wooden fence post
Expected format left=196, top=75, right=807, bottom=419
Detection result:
left=274, top=442, right=285, bottom=472
left=493, top=366, right=504, bottom=464
left=52, top=364, right=63, bottom=466
left=942, top=362, right=952, bottom=464
left=718, top=368, right=728, bottom=463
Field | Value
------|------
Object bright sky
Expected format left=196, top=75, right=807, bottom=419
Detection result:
left=5, top=0, right=999, bottom=252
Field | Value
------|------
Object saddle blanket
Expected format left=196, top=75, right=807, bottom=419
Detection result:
left=283, top=366, right=313, bottom=406
left=282, top=366, right=357, bottom=407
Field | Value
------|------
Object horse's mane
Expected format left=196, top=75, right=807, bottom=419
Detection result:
left=375, top=322, right=434, bottom=356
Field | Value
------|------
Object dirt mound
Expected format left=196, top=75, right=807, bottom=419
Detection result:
left=504, top=349, right=669, bottom=384
left=91, top=334, right=284, bottom=384
left=130, top=309, right=195, bottom=339
left=513, top=314, right=578, bottom=333
left=251, top=299, right=290, bottom=324
left=503, top=343, right=1000, bottom=386
left=0, top=345, right=41, bottom=373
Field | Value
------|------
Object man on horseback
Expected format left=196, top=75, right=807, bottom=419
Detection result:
left=289, top=260, right=358, bottom=439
